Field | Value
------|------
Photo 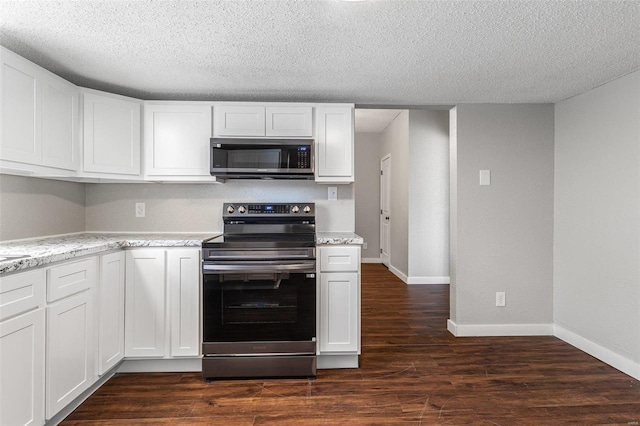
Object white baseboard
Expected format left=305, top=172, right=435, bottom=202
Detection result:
left=361, top=257, right=382, bottom=263
left=317, top=354, right=359, bottom=369
left=447, top=319, right=553, bottom=337
left=47, top=364, right=118, bottom=425
left=407, top=276, right=450, bottom=285
left=554, top=325, right=640, bottom=381
left=388, top=265, right=408, bottom=283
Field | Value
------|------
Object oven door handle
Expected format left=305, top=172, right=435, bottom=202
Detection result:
left=203, top=261, right=316, bottom=274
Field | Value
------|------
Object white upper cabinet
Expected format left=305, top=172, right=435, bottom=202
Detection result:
left=214, top=104, right=265, bottom=137
left=41, top=74, right=78, bottom=171
left=265, top=106, right=313, bottom=137
left=0, top=46, right=78, bottom=176
left=214, top=104, right=313, bottom=138
left=315, top=105, right=354, bottom=183
left=82, top=90, right=141, bottom=177
left=144, top=103, right=215, bottom=180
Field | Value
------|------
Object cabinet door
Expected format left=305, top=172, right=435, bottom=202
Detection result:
left=214, top=105, right=265, bottom=136
left=145, top=104, right=212, bottom=176
left=98, top=251, right=125, bottom=374
left=0, top=309, right=45, bottom=426
left=83, top=91, right=141, bottom=176
left=167, top=249, right=200, bottom=357
left=125, top=250, right=166, bottom=358
left=315, top=106, right=354, bottom=182
left=41, top=74, right=78, bottom=171
left=265, top=106, right=312, bottom=137
left=46, top=290, right=94, bottom=419
left=319, top=272, right=359, bottom=353
left=0, top=47, right=41, bottom=165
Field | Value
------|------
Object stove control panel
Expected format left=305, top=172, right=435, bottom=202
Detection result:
left=223, top=203, right=315, bottom=217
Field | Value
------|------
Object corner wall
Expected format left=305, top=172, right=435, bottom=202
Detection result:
left=554, top=70, right=640, bottom=379
left=0, top=174, right=86, bottom=241
left=449, top=104, right=554, bottom=334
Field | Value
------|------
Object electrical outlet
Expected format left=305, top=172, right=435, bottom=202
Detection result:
left=496, top=291, right=506, bottom=307
left=135, top=202, right=145, bottom=218
left=363, top=242, right=368, bottom=250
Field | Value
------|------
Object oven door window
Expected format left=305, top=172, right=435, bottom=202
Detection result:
left=203, top=272, right=316, bottom=342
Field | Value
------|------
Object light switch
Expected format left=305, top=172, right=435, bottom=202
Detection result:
left=480, top=170, right=491, bottom=186
left=328, top=186, right=338, bottom=201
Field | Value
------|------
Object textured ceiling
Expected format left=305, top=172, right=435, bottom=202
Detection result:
left=0, top=0, right=639, bottom=105
left=355, top=109, right=402, bottom=133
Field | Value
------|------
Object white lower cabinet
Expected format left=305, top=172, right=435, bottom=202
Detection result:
left=46, top=289, right=95, bottom=419
left=98, top=251, right=126, bottom=374
left=168, top=249, right=200, bottom=357
left=125, top=248, right=200, bottom=359
left=318, top=246, right=361, bottom=357
left=45, top=257, right=97, bottom=420
left=319, top=272, right=359, bottom=353
left=125, top=249, right=166, bottom=357
left=0, top=309, right=45, bottom=426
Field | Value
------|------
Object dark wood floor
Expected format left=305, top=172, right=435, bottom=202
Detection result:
left=63, top=264, right=640, bottom=425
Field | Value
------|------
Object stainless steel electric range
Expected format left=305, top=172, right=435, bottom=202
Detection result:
left=201, top=203, right=317, bottom=380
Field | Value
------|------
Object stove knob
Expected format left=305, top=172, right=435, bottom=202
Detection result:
left=291, top=205, right=300, bottom=214
left=304, top=205, right=311, bottom=214
left=238, top=206, right=246, bottom=214
left=227, top=205, right=235, bottom=214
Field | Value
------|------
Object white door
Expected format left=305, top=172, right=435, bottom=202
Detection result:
left=41, top=74, right=78, bottom=171
left=0, top=47, right=41, bottom=165
left=315, top=105, right=354, bottom=181
left=125, top=249, right=166, bottom=358
left=0, top=309, right=45, bottom=426
left=46, top=290, right=94, bottom=419
left=98, top=251, right=126, bottom=375
left=83, top=91, right=141, bottom=176
left=167, top=249, right=200, bottom=357
left=380, top=154, right=391, bottom=267
left=319, top=272, right=359, bottom=353
left=144, top=104, right=212, bottom=177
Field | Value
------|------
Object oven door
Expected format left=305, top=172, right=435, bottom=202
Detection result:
left=202, top=261, right=316, bottom=352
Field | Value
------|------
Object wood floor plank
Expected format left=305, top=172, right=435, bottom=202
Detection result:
left=62, top=264, right=640, bottom=425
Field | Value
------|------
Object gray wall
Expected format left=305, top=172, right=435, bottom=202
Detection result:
left=408, top=110, right=450, bottom=282
left=554, top=70, right=640, bottom=363
left=85, top=181, right=354, bottom=233
left=0, top=174, right=86, bottom=241
left=451, top=104, right=554, bottom=326
left=354, top=132, right=382, bottom=260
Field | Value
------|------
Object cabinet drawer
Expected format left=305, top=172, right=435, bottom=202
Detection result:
left=0, top=269, right=45, bottom=321
left=47, top=257, right=97, bottom=302
left=320, top=246, right=360, bottom=272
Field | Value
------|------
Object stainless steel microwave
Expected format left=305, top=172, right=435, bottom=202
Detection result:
left=210, top=138, right=314, bottom=180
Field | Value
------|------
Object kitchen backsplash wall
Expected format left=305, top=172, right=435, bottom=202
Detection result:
left=85, top=181, right=354, bottom=233
left=0, top=174, right=86, bottom=241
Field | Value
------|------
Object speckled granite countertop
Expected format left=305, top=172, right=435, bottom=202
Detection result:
left=0, top=233, right=218, bottom=275
left=316, top=232, right=364, bottom=245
